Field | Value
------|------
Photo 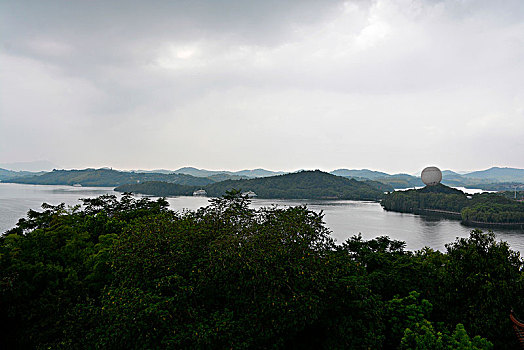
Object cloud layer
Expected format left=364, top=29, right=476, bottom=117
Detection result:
left=1, top=0, right=523, bottom=172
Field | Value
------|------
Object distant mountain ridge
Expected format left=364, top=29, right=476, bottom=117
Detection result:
left=2, top=165, right=523, bottom=191
left=441, top=170, right=462, bottom=177
left=131, top=169, right=177, bottom=175
left=330, top=167, right=524, bottom=190
left=0, top=160, right=58, bottom=172
left=0, top=168, right=45, bottom=181
left=4, top=168, right=215, bottom=187
left=173, top=167, right=286, bottom=178
left=330, top=169, right=389, bottom=179
left=464, top=167, right=524, bottom=182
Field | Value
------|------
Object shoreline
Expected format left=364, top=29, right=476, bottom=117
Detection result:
left=383, top=206, right=524, bottom=231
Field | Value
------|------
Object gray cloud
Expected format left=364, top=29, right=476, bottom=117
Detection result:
left=1, top=0, right=523, bottom=173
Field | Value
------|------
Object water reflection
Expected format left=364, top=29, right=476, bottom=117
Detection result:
left=1, top=183, right=522, bottom=254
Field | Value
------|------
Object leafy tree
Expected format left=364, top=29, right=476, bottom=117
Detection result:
left=1, top=192, right=522, bottom=349
left=0, top=194, right=169, bottom=348
left=431, top=230, right=523, bottom=348
left=386, top=291, right=492, bottom=350
left=382, top=185, right=524, bottom=227
left=401, top=323, right=493, bottom=350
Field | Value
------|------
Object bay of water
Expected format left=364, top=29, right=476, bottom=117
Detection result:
left=1, top=183, right=523, bottom=254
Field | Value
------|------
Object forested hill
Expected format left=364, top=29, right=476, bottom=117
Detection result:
left=465, top=167, right=524, bottom=182
left=116, top=170, right=392, bottom=200
left=382, top=184, right=524, bottom=228
left=4, top=168, right=215, bottom=187
left=417, top=183, right=465, bottom=194
left=116, top=181, right=197, bottom=197
left=204, top=170, right=391, bottom=200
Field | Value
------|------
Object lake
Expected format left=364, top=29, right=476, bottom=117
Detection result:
left=1, top=183, right=523, bottom=254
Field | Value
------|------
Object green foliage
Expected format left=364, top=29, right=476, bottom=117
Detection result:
left=6, top=168, right=214, bottom=187
left=382, top=185, right=524, bottom=226
left=341, top=235, right=420, bottom=298
left=386, top=291, right=433, bottom=345
left=432, top=230, right=524, bottom=347
left=0, top=194, right=169, bottom=348
left=382, top=186, right=469, bottom=213
left=115, top=181, right=197, bottom=196
left=118, top=170, right=391, bottom=201
left=498, top=190, right=524, bottom=201
left=204, top=170, right=390, bottom=200
left=85, top=191, right=382, bottom=348
left=400, top=323, right=493, bottom=350
left=382, top=291, right=493, bottom=349
left=462, top=202, right=524, bottom=224
left=0, top=193, right=522, bottom=349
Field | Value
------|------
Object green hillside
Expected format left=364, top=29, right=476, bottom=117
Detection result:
left=204, top=170, right=390, bottom=200
left=465, top=167, right=524, bottom=182
left=330, top=168, right=390, bottom=179
left=382, top=184, right=524, bottom=228
left=5, top=168, right=214, bottom=187
left=116, top=181, right=197, bottom=196
left=116, top=170, right=392, bottom=200
left=174, top=166, right=286, bottom=178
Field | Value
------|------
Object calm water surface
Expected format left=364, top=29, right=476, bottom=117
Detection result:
left=1, top=183, right=523, bottom=254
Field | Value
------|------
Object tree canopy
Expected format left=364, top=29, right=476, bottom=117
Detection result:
left=1, top=193, right=522, bottom=349
left=382, top=185, right=524, bottom=227
left=116, top=170, right=391, bottom=201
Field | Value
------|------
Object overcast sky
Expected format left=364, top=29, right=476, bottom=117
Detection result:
left=1, top=0, right=523, bottom=173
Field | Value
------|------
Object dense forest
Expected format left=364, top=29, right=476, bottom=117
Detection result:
left=116, top=181, right=198, bottom=197
left=1, top=193, right=523, bottom=349
left=462, top=203, right=524, bottom=226
left=202, top=170, right=392, bottom=200
left=382, top=185, right=524, bottom=227
left=116, top=170, right=392, bottom=201
left=499, top=190, right=524, bottom=201
left=5, top=168, right=215, bottom=187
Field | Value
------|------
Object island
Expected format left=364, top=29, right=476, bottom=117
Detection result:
left=381, top=184, right=524, bottom=229
left=115, top=170, right=392, bottom=201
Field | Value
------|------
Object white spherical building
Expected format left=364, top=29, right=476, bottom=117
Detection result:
left=421, top=166, right=442, bottom=186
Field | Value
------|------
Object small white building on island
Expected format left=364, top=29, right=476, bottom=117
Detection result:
left=193, top=189, right=207, bottom=196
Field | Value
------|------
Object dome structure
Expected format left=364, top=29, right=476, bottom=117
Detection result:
left=421, top=166, right=442, bottom=186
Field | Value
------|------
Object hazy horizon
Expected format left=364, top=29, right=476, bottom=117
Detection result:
left=2, top=0, right=523, bottom=173
left=1, top=159, right=523, bottom=176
